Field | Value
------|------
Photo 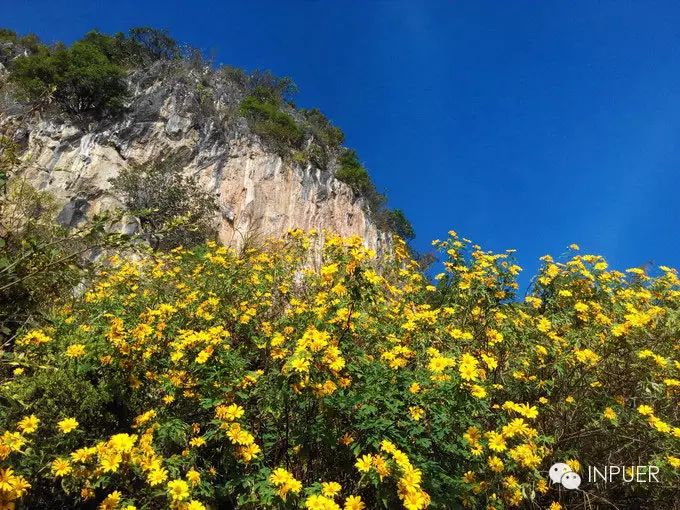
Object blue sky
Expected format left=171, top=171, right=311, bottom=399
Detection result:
left=4, top=1, right=680, bottom=289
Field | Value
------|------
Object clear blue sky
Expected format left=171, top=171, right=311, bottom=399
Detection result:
left=4, top=1, right=680, bottom=289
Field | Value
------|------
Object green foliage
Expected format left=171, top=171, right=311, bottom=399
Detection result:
left=384, top=209, right=415, bottom=241
left=246, top=70, right=298, bottom=101
left=0, top=28, right=16, bottom=42
left=0, top=28, right=42, bottom=66
left=219, top=65, right=249, bottom=88
left=9, top=39, right=127, bottom=114
left=335, top=149, right=372, bottom=195
left=128, top=27, right=180, bottom=61
left=0, top=137, right=18, bottom=194
left=5, top=27, right=181, bottom=114
left=1, top=233, right=678, bottom=509
left=302, top=108, right=345, bottom=149
left=110, top=155, right=219, bottom=251
left=0, top=179, right=131, bottom=345
left=299, top=109, right=345, bottom=168
left=0, top=29, right=42, bottom=57
left=240, top=86, right=303, bottom=152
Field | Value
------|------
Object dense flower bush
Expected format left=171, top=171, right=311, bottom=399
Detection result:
left=0, top=231, right=678, bottom=509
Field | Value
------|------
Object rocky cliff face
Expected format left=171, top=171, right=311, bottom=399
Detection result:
left=0, top=59, right=390, bottom=253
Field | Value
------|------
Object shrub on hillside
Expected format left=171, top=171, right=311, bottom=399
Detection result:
left=335, top=149, right=372, bottom=196
left=384, top=209, right=415, bottom=241
left=0, top=138, right=132, bottom=344
left=128, top=27, right=181, bottom=62
left=110, top=156, right=219, bottom=251
left=0, top=231, right=678, bottom=509
left=6, top=27, right=181, bottom=114
left=240, top=86, right=303, bottom=153
left=9, top=38, right=128, bottom=114
left=302, top=108, right=345, bottom=149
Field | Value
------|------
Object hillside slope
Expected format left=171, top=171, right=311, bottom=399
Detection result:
left=0, top=29, right=395, bottom=253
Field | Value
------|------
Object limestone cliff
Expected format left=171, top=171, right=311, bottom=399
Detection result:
left=0, top=57, right=391, bottom=253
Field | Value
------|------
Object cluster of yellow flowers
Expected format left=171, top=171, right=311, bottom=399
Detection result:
left=356, top=440, right=430, bottom=510
left=48, top=421, right=207, bottom=509
left=215, top=403, right=262, bottom=463
left=269, top=467, right=303, bottom=499
left=0, top=467, right=30, bottom=508
left=1, top=230, right=678, bottom=509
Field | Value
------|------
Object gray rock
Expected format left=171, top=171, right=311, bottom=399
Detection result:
left=57, top=197, right=89, bottom=228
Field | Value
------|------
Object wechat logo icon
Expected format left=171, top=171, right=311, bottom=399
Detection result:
left=549, top=462, right=582, bottom=490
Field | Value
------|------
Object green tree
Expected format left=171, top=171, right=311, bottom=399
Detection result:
left=0, top=180, right=127, bottom=345
left=110, top=156, right=219, bottom=251
left=385, top=209, right=415, bottom=241
left=10, top=39, right=127, bottom=114
left=128, top=27, right=181, bottom=61
left=335, top=149, right=372, bottom=195
left=240, top=86, right=303, bottom=153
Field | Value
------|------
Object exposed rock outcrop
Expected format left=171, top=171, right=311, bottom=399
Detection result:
left=0, top=59, right=391, bottom=253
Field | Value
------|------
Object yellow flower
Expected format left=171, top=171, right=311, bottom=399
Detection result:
left=355, top=454, right=373, bottom=473
left=321, top=481, right=342, bottom=498
left=58, top=417, right=79, bottom=433
left=574, top=348, right=600, bottom=366
left=195, top=349, right=211, bottom=364
left=637, top=405, right=654, bottom=416
left=0, top=468, right=16, bottom=493
left=290, top=357, right=310, bottom=373
left=270, top=467, right=291, bottom=486
left=215, top=403, right=245, bottom=421
left=65, top=343, right=86, bottom=358
left=238, top=443, right=261, bottom=462
left=51, top=458, right=72, bottom=477
left=99, top=452, right=122, bottom=473
left=486, top=432, right=506, bottom=452
left=190, top=437, right=206, bottom=447
left=17, top=415, right=40, bottom=434
left=186, top=468, right=201, bottom=486
left=17, top=329, right=51, bottom=346
left=340, top=433, right=354, bottom=445
left=186, top=501, right=207, bottom=510
left=167, top=479, right=190, bottom=501
left=305, top=494, right=341, bottom=510
left=459, top=362, right=478, bottom=381
left=409, top=406, right=425, bottom=421
left=566, top=459, right=580, bottom=472
left=470, top=385, right=487, bottom=398
left=487, top=455, right=504, bottom=472
left=372, top=455, right=391, bottom=480
left=344, top=495, right=365, bottom=510
left=536, top=479, right=548, bottom=494
left=70, top=446, right=95, bottom=463
left=603, top=407, right=617, bottom=421
left=100, top=491, right=122, bottom=510
left=148, top=468, right=168, bottom=486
